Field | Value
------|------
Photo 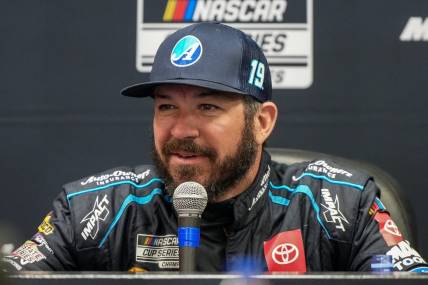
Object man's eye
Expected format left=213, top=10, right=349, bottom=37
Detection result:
left=158, top=104, right=176, bottom=111
left=199, top=104, right=219, bottom=111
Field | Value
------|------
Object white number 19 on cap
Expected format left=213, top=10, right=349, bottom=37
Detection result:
left=248, top=59, right=265, bottom=90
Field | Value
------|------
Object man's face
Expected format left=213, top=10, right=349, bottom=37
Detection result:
left=152, top=84, right=258, bottom=201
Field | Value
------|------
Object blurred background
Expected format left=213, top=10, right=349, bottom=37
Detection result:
left=0, top=0, right=427, bottom=259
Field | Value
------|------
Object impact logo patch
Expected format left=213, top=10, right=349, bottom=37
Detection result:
left=263, top=229, right=306, bottom=272
left=170, top=35, right=203, bottom=67
left=80, top=195, right=110, bottom=240
left=136, top=234, right=179, bottom=269
left=320, top=188, right=349, bottom=232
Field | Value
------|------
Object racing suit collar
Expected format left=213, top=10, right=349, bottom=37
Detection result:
left=231, top=150, right=272, bottom=230
left=202, top=198, right=235, bottom=226
left=202, top=150, right=272, bottom=230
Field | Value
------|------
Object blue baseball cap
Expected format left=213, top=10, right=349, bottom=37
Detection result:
left=121, top=22, right=272, bottom=102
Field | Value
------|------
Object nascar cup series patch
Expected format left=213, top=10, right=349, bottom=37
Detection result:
left=136, top=234, right=179, bottom=269
left=170, top=35, right=203, bottom=67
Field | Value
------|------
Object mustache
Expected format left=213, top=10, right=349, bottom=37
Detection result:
left=162, top=139, right=217, bottom=159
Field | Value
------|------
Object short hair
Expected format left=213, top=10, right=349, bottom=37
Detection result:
left=243, top=95, right=262, bottom=121
left=241, top=95, right=269, bottom=148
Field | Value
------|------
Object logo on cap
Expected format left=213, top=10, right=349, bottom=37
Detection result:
left=170, top=35, right=202, bottom=67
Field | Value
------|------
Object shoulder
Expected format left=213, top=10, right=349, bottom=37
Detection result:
left=270, top=158, right=374, bottom=195
left=62, top=165, right=165, bottom=249
left=270, top=159, right=379, bottom=241
left=64, top=165, right=160, bottom=194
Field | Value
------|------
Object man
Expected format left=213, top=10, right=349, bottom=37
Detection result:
left=2, top=22, right=427, bottom=272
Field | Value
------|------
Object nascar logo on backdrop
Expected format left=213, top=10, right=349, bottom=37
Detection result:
left=136, top=0, right=313, bottom=89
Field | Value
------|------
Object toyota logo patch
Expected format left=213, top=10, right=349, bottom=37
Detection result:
left=374, top=212, right=403, bottom=246
left=263, top=229, right=307, bottom=272
left=272, top=243, right=299, bottom=265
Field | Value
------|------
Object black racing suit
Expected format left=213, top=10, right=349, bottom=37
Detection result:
left=2, top=151, right=427, bottom=272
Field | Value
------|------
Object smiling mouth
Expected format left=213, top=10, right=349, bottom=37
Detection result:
left=172, top=152, right=201, bottom=159
left=168, top=151, right=210, bottom=165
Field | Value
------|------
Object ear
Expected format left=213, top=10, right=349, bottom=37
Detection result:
left=253, top=102, right=278, bottom=145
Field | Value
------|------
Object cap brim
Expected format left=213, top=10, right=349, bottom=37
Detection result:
left=121, top=79, right=247, bottom=98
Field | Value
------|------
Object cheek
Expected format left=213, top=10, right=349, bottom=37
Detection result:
left=206, top=120, right=244, bottom=155
left=153, top=120, right=167, bottom=152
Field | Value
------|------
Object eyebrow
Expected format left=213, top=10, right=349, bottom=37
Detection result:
left=153, top=90, right=240, bottom=100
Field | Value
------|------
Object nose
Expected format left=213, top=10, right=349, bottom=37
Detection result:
left=170, top=112, right=199, bottom=140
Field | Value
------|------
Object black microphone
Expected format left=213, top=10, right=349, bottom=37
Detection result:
left=173, top=182, right=208, bottom=272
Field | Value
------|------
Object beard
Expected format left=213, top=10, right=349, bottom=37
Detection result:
left=152, top=122, right=258, bottom=202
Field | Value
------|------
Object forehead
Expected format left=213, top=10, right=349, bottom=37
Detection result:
left=153, top=84, right=241, bottom=101
left=154, top=84, right=206, bottom=96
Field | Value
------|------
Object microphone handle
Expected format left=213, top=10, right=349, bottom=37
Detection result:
left=180, top=246, right=197, bottom=272
left=178, top=216, right=201, bottom=273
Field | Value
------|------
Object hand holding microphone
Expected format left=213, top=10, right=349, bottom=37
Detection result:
left=173, top=182, right=208, bottom=272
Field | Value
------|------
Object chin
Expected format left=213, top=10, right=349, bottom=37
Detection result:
left=174, top=175, right=206, bottom=185
left=171, top=173, right=209, bottom=187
